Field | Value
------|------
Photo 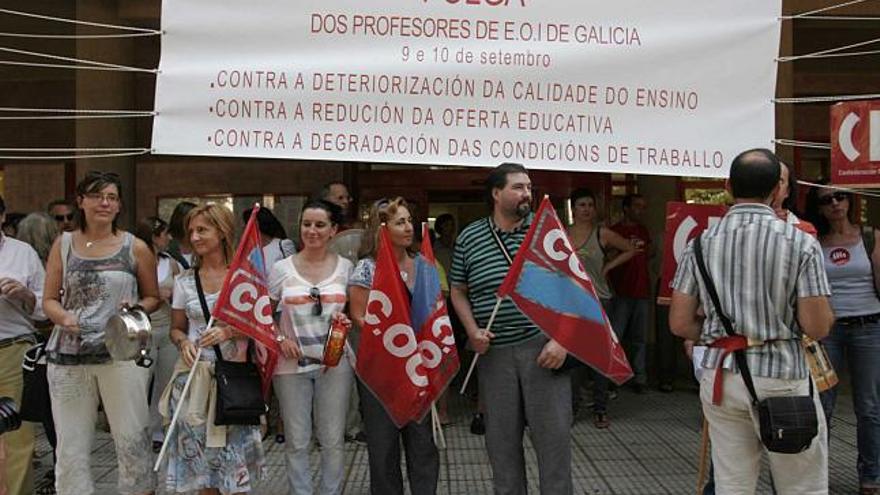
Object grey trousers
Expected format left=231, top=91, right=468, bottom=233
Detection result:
left=478, top=335, right=573, bottom=495
left=358, top=380, right=439, bottom=495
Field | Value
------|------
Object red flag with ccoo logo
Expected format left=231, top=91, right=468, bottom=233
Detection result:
left=355, top=226, right=427, bottom=427
left=212, top=203, right=280, bottom=397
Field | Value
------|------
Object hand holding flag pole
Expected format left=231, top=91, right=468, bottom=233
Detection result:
left=458, top=297, right=502, bottom=395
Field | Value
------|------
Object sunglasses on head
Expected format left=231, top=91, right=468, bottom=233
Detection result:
left=54, top=213, right=74, bottom=222
left=817, top=191, right=849, bottom=206
left=309, top=286, right=322, bottom=316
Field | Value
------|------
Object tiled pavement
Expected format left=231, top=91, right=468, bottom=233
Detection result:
left=31, top=385, right=860, bottom=494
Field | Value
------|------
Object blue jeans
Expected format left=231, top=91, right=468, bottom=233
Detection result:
left=609, top=297, right=650, bottom=385
left=274, top=359, right=354, bottom=495
left=820, top=319, right=880, bottom=487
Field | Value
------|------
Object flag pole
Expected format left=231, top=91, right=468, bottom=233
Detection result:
left=696, top=418, right=710, bottom=494
left=154, top=316, right=213, bottom=471
left=431, top=402, right=446, bottom=449
left=459, top=297, right=503, bottom=395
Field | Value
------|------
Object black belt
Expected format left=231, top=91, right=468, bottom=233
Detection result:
left=837, top=313, right=880, bottom=326
left=0, top=334, right=37, bottom=350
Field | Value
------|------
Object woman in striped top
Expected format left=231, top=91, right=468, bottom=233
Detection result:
left=268, top=199, right=354, bottom=495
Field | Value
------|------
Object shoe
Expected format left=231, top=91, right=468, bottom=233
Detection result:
left=354, top=431, right=367, bottom=444
left=593, top=413, right=610, bottom=429
left=152, top=441, right=162, bottom=454
left=275, top=434, right=285, bottom=444
left=470, top=413, right=486, bottom=435
left=632, top=383, right=646, bottom=394
left=658, top=383, right=674, bottom=393
left=860, top=486, right=880, bottom=495
left=608, top=390, right=619, bottom=401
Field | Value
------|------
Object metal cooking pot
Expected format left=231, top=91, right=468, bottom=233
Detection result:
left=104, top=306, right=153, bottom=368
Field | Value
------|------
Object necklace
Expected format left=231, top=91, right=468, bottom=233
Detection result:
left=84, top=233, right=115, bottom=248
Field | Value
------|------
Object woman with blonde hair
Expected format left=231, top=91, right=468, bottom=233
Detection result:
left=42, top=170, right=160, bottom=495
left=160, top=203, right=265, bottom=494
left=349, top=197, right=440, bottom=495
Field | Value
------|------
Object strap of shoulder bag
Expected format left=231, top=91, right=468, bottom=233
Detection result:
left=194, top=268, right=253, bottom=364
left=194, top=268, right=226, bottom=363
left=489, top=219, right=514, bottom=266
left=693, top=236, right=763, bottom=405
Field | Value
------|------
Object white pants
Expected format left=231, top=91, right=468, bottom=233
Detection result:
left=701, top=369, right=828, bottom=495
left=48, top=361, right=154, bottom=495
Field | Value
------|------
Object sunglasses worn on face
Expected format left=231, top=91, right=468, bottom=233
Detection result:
left=54, top=214, right=74, bottom=222
left=817, top=192, right=848, bottom=206
left=309, top=286, right=322, bottom=316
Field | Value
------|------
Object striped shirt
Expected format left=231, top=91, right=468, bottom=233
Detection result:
left=449, top=215, right=540, bottom=347
left=671, top=203, right=831, bottom=380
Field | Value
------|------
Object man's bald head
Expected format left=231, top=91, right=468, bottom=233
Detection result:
left=729, top=148, right=781, bottom=201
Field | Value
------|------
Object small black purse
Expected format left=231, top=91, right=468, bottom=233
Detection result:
left=194, top=269, right=267, bottom=426
left=694, top=236, right=817, bottom=454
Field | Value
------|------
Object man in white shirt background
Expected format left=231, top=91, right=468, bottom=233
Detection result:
left=0, top=194, right=46, bottom=495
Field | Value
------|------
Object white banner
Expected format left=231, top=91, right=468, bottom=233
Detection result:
left=152, top=0, right=781, bottom=177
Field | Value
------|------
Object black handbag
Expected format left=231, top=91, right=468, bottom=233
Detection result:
left=194, top=269, right=267, bottom=426
left=694, top=236, right=818, bottom=454
left=20, top=340, right=51, bottom=423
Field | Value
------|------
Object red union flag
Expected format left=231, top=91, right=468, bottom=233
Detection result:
left=212, top=204, right=280, bottom=397
left=657, top=202, right=727, bottom=303
left=497, top=197, right=632, bottom=385
left=408, top=223, right=460, bottom=416
left=831, top=100, right=880, bottom=187
left=356, top=227, right=426, bottom=427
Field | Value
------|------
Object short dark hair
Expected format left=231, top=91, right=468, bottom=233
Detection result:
left=168, top=201, right=197, bottom=240
left=486, top=162, right=528, bottom=207
left=780, top=163, right=799, bottom=213
left=621, top=193, right=643, bottom=209
left=729, top=148, right=781, bottom=200
left=75, top=170, right=123, bottom=233
left=301, top=199, right=344, bottom=227
left=569, top=188, right=597, bottom=204
left=134, top=216, right=168, bottom=253
left=316, top=181, right=347, bottom=202
left=434, top=213, right=455, bottom=233
left=242, top=206, right=288, bottom=240
left=46, top=199, right=73, bottom=213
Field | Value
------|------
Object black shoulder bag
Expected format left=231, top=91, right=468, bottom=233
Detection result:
left=694, top=236, right=817, bottom=454
left=194, top=269, right=267, bottom=426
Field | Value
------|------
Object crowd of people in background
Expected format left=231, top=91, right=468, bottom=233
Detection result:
left=0, top=157, right=874, bottom=494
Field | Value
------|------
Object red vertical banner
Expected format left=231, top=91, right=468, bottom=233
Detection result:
left=212, top=204, right=280, bottom=397
left=355, top=227, right=423, bottom=427
left=831, top=100, right=880, bottom=187
left=657, top=202, right=727, bottom=304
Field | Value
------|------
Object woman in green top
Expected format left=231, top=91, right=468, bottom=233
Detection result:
left=567, top=188, right=638, bottom=429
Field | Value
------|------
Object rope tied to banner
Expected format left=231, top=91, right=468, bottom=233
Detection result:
left=778, top=37, right=880, bottom=63
left=0, top=148, right=152, bottom=161
left=0, top=8, right=161, bottom=34
left=0, top=46, right=158, bottom=74
left=0, top=107, right=157, bottom=120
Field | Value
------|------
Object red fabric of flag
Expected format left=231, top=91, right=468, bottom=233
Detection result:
left=498, top=197, right=633, bottom=384
left=212, top=204, right=280, bottom=397
left=355, top=227, right=426, bottom=427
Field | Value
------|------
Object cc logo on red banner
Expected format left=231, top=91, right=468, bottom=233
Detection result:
left=366, top=290, right=449, bottom=388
